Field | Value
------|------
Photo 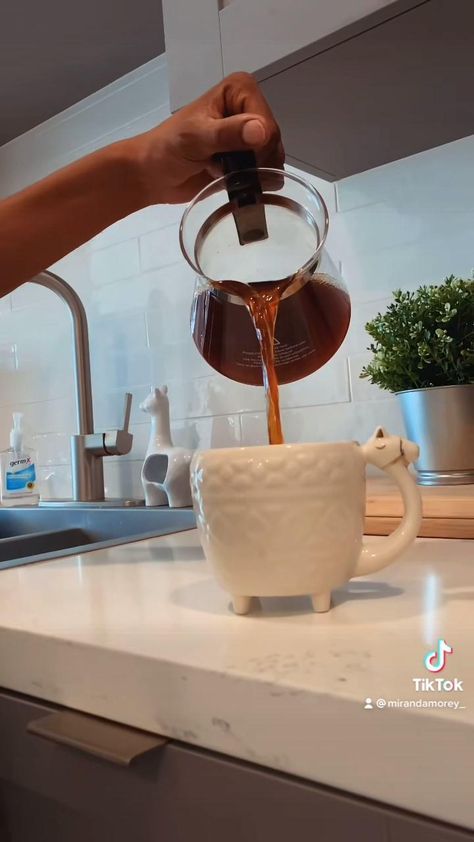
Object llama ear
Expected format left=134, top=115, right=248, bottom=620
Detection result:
left=162, top=385, right=168, bottom=395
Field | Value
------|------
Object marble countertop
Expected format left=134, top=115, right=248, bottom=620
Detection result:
left=0, top=530, right=472, bottom=829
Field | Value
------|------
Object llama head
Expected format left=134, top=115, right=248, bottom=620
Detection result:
left=139, top=385, right=169, bottom=415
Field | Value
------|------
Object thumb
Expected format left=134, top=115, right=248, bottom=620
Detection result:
left=203, top=114, right=267, bottom=155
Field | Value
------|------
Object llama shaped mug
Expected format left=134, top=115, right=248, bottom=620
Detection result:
left=191, top=427, right=423, bottom=615
left=140, top=386, right=193, bottom=508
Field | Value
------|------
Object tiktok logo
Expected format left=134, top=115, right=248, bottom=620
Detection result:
left=424, top=639, right=453, bottom=673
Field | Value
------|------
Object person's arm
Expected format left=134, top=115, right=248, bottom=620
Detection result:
left=0, top=72, right=283, bottom=295
left=0, top=143, right=143, bottom=294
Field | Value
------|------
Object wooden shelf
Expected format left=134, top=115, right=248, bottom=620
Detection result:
left=365, top=478, right=474, bottom=539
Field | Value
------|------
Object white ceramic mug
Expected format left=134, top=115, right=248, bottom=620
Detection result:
left=190, top=428, right=422, bottom=615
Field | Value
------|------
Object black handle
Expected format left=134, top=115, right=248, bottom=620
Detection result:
left=220, top=150, right=258, bottom=178
left=220, top=151, right=268, bottom=245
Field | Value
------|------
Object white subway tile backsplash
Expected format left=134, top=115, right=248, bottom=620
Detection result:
left=240, top=402, right=357, bottom=447
left=91, top=204, right=185, bottom=251
left=240, top=396, right=403, bottom=449
left=0, top=402, right=16, bottom=450
left=89, top=312, right=150, bottom=390
left=50, top=247, right=93, bottom=304
left=332, top=203, right=425, bottom=256
left=343, top=227, right=474, bottom=302
left=25, top=398, right=76, bottom=435
left=208, top=414, right=242, bottom=449
left=90, top=276, right=149, bottom=317
left=0, top=399, right=75, bottom=451
left=352, top=397, right=405, bottom=442
left=337, top=135, right=474, bottom=213
left=94, top=345, right=152, bottom=392
left=0, top=343, right=18, bottom=379
left=39, top=464, right=73, bottom=500
left=117, top=412, right=241, bottom=463
left=238, top=412, right=268, bottom=446
left=139, top=224, right=183, bottom=272
left=34, top=433, right=71, bottom=466
left=205, top=376, right=267, bottom=417
left=0, top=295, right=12, bottom=313
left=344, top=297, right=391, bottom=354
left=168, top=413, right=241, bottom=450
left=348, top=353, right=388, bottom=403
left=161, top=376, right=219, bottom=421
left=91, top=239, right=140, bottom=285
left=279, top=354, right=350, bottom=409
left=144, top=264, right=201, bottom=360
left=147, top=374, right=263, bottom=422
left=1, top=304, right=75, bottom=405
left=104, top=460, right=144, bottom=500
left=94, top=385, right=155, bottom=431
left=150, top=338, right=212, bottom=383
left=12, top=281, right=58, bottom=310
left=12, top=247, right=93, bottom=312
left=89, top=311, right=147, bottom=352
left=284, top=403, right=357, bottom=444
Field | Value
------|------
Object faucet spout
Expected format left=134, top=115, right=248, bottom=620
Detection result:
left=27, top=270, right=132, bottom=503
left=31, top=270, right=94, bottom=436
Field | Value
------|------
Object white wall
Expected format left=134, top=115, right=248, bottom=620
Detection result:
left=0, top=55, right=473, bottom=499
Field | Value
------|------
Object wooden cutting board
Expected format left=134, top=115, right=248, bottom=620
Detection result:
left=365, top=478, right=474, bottom=539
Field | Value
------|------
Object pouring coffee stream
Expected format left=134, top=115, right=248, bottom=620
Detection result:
left=211, top=277, right=287, bottom=445
left=214, top=152, right=284, bottom=444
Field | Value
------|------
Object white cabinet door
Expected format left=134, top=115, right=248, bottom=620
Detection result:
left=163, top=0, right=421, bottom=111
left=162, top=0, right=223, bottom=111
left=219, top=0, right=404, bottom=76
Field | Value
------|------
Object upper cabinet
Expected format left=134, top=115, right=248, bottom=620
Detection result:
left=163, top=0, right=474, bottom=179
left=218, top=0, right=405, bottom=77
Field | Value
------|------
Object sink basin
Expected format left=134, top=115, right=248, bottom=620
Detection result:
left=0, top=506, right=196, bottom=571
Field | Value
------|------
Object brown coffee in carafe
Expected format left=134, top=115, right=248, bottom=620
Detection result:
left=191, top=274, right=351, bottom=444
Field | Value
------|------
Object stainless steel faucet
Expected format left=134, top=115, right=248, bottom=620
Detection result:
left=31, top=270, right=133, bottom=502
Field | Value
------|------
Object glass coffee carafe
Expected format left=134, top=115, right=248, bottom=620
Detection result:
left=179, top=165, right=351, bottom=444
left=180, top=167, right=350, bottom=387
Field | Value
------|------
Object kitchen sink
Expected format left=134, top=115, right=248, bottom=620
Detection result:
left=0, top=506, right=196, bottom=571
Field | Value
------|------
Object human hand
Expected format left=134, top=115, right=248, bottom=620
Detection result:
left=131, top=72, right=284, bottom=204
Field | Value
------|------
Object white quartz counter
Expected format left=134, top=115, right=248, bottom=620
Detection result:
left=0, top=530, right=472, bottom=829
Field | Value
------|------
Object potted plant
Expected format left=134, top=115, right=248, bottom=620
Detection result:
left=361, top=275, right=474, bottom=486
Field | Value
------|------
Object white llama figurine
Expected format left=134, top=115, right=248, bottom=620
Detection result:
left=140, top=386, right=193, bottom=508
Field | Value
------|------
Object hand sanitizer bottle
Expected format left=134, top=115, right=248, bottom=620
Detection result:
left=0, top=412, right=39, bottom=507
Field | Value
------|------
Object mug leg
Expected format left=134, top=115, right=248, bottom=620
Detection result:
left=311, top=592, right=331, bottom=613
left=232, top=596, right=252, bottom=615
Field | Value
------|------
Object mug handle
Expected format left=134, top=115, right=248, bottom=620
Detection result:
left=355, top=427, right=423, bottom=577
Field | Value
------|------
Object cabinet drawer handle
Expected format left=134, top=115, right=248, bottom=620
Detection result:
left=27, top=711, right=167, bottom=766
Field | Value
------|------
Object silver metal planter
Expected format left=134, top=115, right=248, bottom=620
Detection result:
left=397, top=384, right=474, bottom=486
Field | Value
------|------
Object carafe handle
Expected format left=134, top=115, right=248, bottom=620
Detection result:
left=220, top=151, right=268, bottom=245
left=220, top=150, right=259, bottom=175
left=355, top=427, right=422, bottom=577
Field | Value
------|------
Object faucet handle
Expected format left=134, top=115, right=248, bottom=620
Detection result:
left=122, top=392, right=132, bottom=433
left=103, top=392, right=133, bottom=456
left=84, top=393, right=134, bottom=457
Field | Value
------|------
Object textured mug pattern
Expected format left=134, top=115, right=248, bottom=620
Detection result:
left=191, top=430, right=422, bottom=615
